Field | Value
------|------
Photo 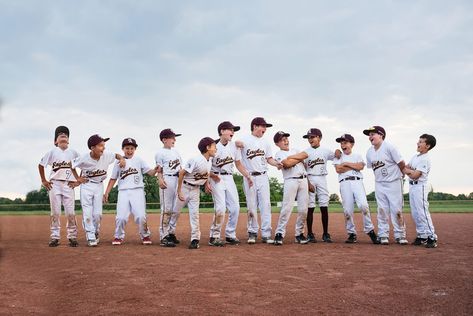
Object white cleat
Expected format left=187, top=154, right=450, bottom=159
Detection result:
left=395, top=238, right=408, bottom=245
left=262, top=237, right=274, bottom=244
left=379, top=237, right=389, bottom=245
left=88, top=240, right=98, bottom=247
left=247, top=234, right=256, bottom=244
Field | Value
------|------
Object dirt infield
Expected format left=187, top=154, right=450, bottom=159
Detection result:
left=1, top=213, right=472, bottom=315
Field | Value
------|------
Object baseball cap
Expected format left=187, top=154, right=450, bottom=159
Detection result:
left=160, top=128, right=182, bottom=140
left=217, top=121, right=241, bottom=134
left=363, top=126, right=386, bottom=138
left=198, top=137, right=216, bottom=153
left=251, top=117, right=273, bottom=128
left=336, top=134, right=355, bottom=143
left=87, top=134, right=110, bottom=149
left=54, top=126, right=70, bottom=143
left=303, top=128, right=322, bottom=138
left=122, top=137, right=138, bottom=148
left=273, top=131, right=290, bottom=143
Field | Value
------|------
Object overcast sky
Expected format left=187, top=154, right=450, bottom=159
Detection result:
left=1, top=0, right=472, bottom=199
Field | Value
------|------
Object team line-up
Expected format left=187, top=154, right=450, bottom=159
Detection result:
left=39, top=117, right=438, bottom=250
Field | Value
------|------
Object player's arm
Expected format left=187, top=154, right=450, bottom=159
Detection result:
left=342, top=162, right=365, bottom=171
left=103, top=178, right=117, bottom=203
left=177, top=169, right=187, bottom=201
left=283, top=152, right=309, bottom=168
left=68, top=168, right=87, bottom=188
left=335, top=164, right=351, bottom=174
left=267, top=157, right=283, bottom=169
left=398, top=160, right=406, bottom=174
left=403, top=166, right=422, bottom=180
left=114, top=153, right=126, bottom=168
left=38, top=164, right=52, bottom=190
left=235, top=160, right=253, bottom=187
left=146, top=166, right=159, bottom=177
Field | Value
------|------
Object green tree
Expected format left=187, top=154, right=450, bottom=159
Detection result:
left=25, top=187, right=49, bottom=204
left=329, top=193, right=340, bottom=202
left=144, top=174, right=159, bottom=203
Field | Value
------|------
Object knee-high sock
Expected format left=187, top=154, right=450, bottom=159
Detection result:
left=307, top=207, right=315, bottom=234
left=320, top=206, right=328, bottom=234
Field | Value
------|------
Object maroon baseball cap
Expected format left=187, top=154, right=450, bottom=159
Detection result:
left=251, top=117, right=273, bottom=128
left=198, top=137, right=216, bottom=153
left=122, top=137, right=138, bottom=148
left=303, top=128, right=322, bottom=138
left=160, top=128, right=182, bottom=141
left=88, top=134, right=110, bottom=149
left=336, top=134, right=355, bottom=143
left=217, top=121, right=240, bottom=134
left=273, top=131, right=290, bottom=143
left=363, top=126, right=386, bottom=138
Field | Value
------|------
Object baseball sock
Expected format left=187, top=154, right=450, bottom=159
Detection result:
left=307, top=207, right=315, bottom=234
left=320, top=206, right=328, bottom=234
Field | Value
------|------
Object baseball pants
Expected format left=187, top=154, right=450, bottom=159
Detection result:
left=209, top=175, right=240, bottom=239
left=114, top=188, right=151, bottom=240
left=339, top=179, right=374, bottom=234
left=174, top=183, right=201, bottom=241
left=243, top=174, right=272, bottom=238
left=80, top=182, right=103, bottom=241
left=275, top=178, right=308, bottom=237
left=375, top=180, right=407, bottom=239
left=49, top=180, right=78, bottom=239
left=159, top=175, right=179, bottom=240
left=409, top=183, right=437, bottom=240
left=308, top=175, right=330, bottom=208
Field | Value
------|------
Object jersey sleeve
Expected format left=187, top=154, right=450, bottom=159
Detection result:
left=106, top=152, right=117, bottom=165
left=110, top=162, right=120, bottom=180
left=234, top=143, right=242, bottom=161
left=326, top=148, right=335, bottom=161
left=39, top=150, right=53, bottom=167
left=274, top=151, right=283, bottom=163
left=72, top=154, right=84, bottom=169
left=140, top=158, right=152, bottom=174
left=332, top=157, right=341, bottom=166
left=184, top=158, right=197, bottom=174
left=387, top=143, right=403, bottom=164
left=366, top=151, right=372, bottom=169
left=264, top=140, right=273, bottom=159
left=416, top=157, right=430, bottom=174
left=154, top=151, right=163, bottom=167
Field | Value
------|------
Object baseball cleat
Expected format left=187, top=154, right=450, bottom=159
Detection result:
left=412, top=237, right=427, bottom=246
left=95, top=233, right=100, bottom=244
left=295, top=234, right=309, bottom=244
left=379, top=237, right=389, bottom=245
left=262, top=237, right=274, bottom=244
left=112, top=238, right=123, bottom=245
left=142, top=236, right=152, bottom=245
left=208, top=237, right=225, bottom=247
left=307, top=232, right=317, bottom=243
left=247, top=233, right=257, bottom=244
left=68, top=238, right=79, bottom=247
left=395, top=238, right=408, bottom=245
left=322, top=233, right=333, bottom=243
left=48, top=239, right=60, bottom=247
left=225, top=237, right=241, bottom=245
left=368, top=230, right=380, bottom=244
left=87, top=239, right=98, bottom=247
left=274, top=233, right=283, bottom=245
left=160, top=236, right=176, bottom=247
left=425, top=237, right=438, bottom=248
left=345, top=233, right=357, bottom=244
left=168, top=234, right=180, bottom=244
left=188, top=239, right=200, bottom=249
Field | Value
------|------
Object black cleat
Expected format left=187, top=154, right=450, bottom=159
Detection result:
left=322, top=233, right=333, bottom=243
left=189, top=239, right=200, bottom=249
left=295, top=234, right=309, bottom=244
left=168, top=234, right=180, bottom=244
left=412, top=237, right=427, bottom=246
left=425, top=237, right=438, bottom=248
left=225, top=237, right=241, bottom=245
left=368, top=230, right=380, bottom=244
left=345, top=233, right=357, bottom=244
left=208, top=237, right=225, bottom=247
left=48, top=239, right=59, bottom=247
left=160, top=236, right=176, bottom=247
left=68, top=238, right=79, bottom=247
left=274, top=233, right=283, bottom=246
left=307, top=232, right=317, bottom=243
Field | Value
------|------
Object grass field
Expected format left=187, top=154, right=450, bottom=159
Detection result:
left=0, top=200, right=472, bottom=215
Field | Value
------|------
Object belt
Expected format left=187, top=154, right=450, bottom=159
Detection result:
left=339, top=176, right=361, bottom=183
left=288, top=175, right=307, bottom=180
left=51, top=179, right=68, bottom=182
left=409, top=180, right=420, bottom=185
left=250, top=171, right=267, bottom=176
left=165, top=173, right=179, bottom=177
left=183, top=180, right=199, bottom=187
left=214, top=171, right=231, bottom=175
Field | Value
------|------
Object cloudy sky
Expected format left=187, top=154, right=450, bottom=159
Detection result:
left=1, top=0, right=472, bottom=199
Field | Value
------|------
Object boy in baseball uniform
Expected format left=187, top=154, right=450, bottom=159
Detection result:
left=363, top=126, right=408, bottom=245
left=208, top=121, right=253, bottom=246
left=155, top=128, right=183, bottom=247
left=73, top=134, right=126, bottom=247
left=403, top=134, right=438, bottom=248
left=175, top=137, right=216, bottom=249
left=332, top=134, right=379, bottom=244
left=39, top=126, right=83, bottom=247
left=104, top=138, right=157, bottom=246
left=272, top=131, right=309, bottom=245
left=239, top=117, right=283, bottom=244
left=303, top=128, right=338, bottom=243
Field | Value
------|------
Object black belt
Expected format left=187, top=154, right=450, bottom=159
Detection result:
left=214, top=172, right=231, bottom=175
left=250, top=171, right=267, bottom=176
left=409, top=180, right=419, bottom=185
left=339, top=176, right=361, bottom=183
left=289, top=175, right=307, bottom=180
left=183, top=180, right=199, bottom=187
left=165, top=173, right=179, bottom=177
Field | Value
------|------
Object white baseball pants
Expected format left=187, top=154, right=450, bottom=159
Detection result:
left=275, top=178, right=308, bottom=237
left=375, top=180, right=407, bottom=239
left=243, top=174, right=272, bottom=238
left=308, top=175, right=330, bottom=208
left=174, top=183, right=201, bottom=241
left=409, top=183, right=437, bottom=240
left=49, top=180, right=78, bottom=239
left=114, top=188, right=150, bottom=240
left=209, top=175, right=240, bottom=239
left=159, top=175, right=179, bottom=240
left=80, top=182, right=103, bottom=241
left=339, top=179, right=374, bottom=234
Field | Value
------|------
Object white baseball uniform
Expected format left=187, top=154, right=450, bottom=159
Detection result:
left=40, top=147, right=80, bottom=240
left=333, top=152, right=375, bottom=235
left=274, top=149, right=308, bottom=237
left=73, top=152, right=116, bottom=242
left=111, top=156, right=151, bottom=240
left=239, top=134, right=273, bottom=238
left=174, top=155, right=211, bottom=241
left=304, top=146, right=335, bottom=208
left=155, top=148, right=182, bottom=240
left=408, top=153, right=437, bottom=240
left=366, top=141, right=406, bottom=239
left=209, top=141, right=242, bottom=239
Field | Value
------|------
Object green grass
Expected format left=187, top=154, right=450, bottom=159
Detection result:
left=1, top=201, right=472, bottom=215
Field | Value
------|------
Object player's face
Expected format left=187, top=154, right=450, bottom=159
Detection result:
left=207, top=143, right=217, bottom=157
left=122, top=145, right=136, bottom=158
left=221, top=129, right=235, bottom=142
left=276, top=137, right=289, bottom=151
left=417, top=138, right=429, bottom=153
left=163, top=137, right=176, bottom=148
left=340, top=141, right=353, bottom=154
left=368, top=132, right=383, bottom=146
left=91, top=142, right=106, bottom=156
left=253, top=125, right=267, bottom=138
left=55, top=134, right=69, bottom=149
left=308, top=135, right=321, bottom=147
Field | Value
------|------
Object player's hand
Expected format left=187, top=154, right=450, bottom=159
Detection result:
left=103, top=194, right=109, bottom=204
left=42, top=180, right=52, bottom=191
left=335, top=149, right=342, bottom=159
left=210, top=174, right=221, bottom=183
left=276, top=162, right=284, bottom=170
left=76, top=176, right=87, bottom=184
left=67, top=181, right=79, bottom=189
left=205, top=182, right=212, bottom=194
left=159, top=179, right=168, bottom=189
left=178, top=191, right=185, bottom=201
left=246, top=176, right=254, bottom=187
left=118, top=157, right=126, bottom=168
left=308, top=183, right=316, bottom=193
left=235, top=140, right=244, bottom=149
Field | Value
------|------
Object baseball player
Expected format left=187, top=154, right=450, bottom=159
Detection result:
left=104, top=138, right=157, bottom=246
left=208, top=121, right=253, bottom=246
left=175, top=137, right=216, bottom=249
left=155, top=128, right=183, bottom=247
left=38, top=126, right=83, bottom=247
left=272, top=131, right=309, bottom=245
left=72, top=134, right=126, bottom=247
left=238, top=117, right=283, bottom=244
left=403, top=134, right=438, bottom=248
left=364, top=126, right=408, bottom=245
left=303, top=128, right=339, bottom=243
left=332, top=134, right=379, bottom=244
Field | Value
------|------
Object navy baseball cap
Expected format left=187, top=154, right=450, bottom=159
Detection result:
left=88, top=134, right=110, bottom=149
left=363, top=126, right=386, bottom=138
left=54, top=126, right=69, bottom=144
left=160, top=128, right=182, bottom=140
left=218, top=121, right=240, bottom=134
left=122, top=137, right=138, bottom=148
left=303, top=128, right=322, bottom=138
left=273, top=131, right=290, bottom=143
left=251, top=117, right=273, bottom=128
left=336, top=134, right=355, bottom=143
left=198, top=137, right=216, bottom=153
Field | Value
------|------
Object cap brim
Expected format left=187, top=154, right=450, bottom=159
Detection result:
left=265, top=123, right=273, bottom=128
left=174, top=134, right=182, bottom=137
left=336, top=138, right=344, bottom=143
left=103, top=137, right=110, bottom=142
left=233, top=126, right=241, bottom=132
